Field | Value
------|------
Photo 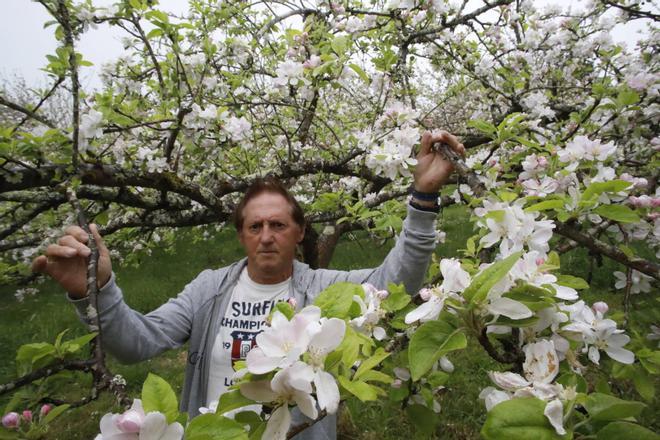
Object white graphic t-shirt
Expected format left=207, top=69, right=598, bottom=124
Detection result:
left=206, top=268, right=290, bottom=406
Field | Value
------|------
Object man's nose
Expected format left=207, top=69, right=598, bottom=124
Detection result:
left=259, top=225, right=275, bottom=243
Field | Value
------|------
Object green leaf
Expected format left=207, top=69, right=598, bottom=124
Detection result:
left=525, top=199, right=565, bottom=212
left=338, top=376, right=380, bottom=402
left=217, top=390, right=255, bottom=415
left=616, top=88, right=640, bottom=107
left=463, top=252, right=523, bottom=304
left=354, top=348, right=390, bottom=380
left=337, top=326, right=361, bottom=368
left=596, top=421, right=659, bottom=440
left=348, top=63, right=369, bottom=82
left=584, top=393, right=646, bottom=422
left=42, top=404, right=70, bottom=424
left=581, top=180, right=631, bottom=204
left=185, top=413, right=249, bottom=440
left=16, top=342, right=56, bottom=373
left=593, top=205, right=640, bottom=223
left=359, top=370, right=393, bottom=384
left=554, top=275, right=589, bottom=290
left=556, top=373, right=587, bottom=394
left=409, top=321, right=467, bottom=381
left=142, top=373, right=179, bottom=424
left=331, top=35, right=350, bottom=55
left=468, top=119, right=497, bottom=138
left=406, top=404, right=438, bottom=437
left=60, top=332, right=98, bottom=354
left=234, top=411, right=267, bottom=440
left=54, top=329, right=69, bottom=349
left=382, top=283, right=411, bottom=312
left=314, top=282, right=362, bottom=318
left=272, top=301, right=295, bottom=320
left=481, top=398, right=569, bottom=440
left=632, top=368, right=655, bottom=402
left=637, top=349, right=660, bottom=375
left=427, top=371, right=450, bottom=388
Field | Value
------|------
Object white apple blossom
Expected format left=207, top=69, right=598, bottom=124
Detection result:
left=95, top=399, right=183, bottom=440
left=613, top=270, right=653, bottom=294
left=299, top=318, right=346, bottom=413
left=350, top=283, right=388, bottom=340
left=240, top=362, right=317, bottom=440
left=478, top=201, right=555, bottom=257
left=405, top=259, right=469, bottom=324
left=273, top=60, right=305, bottom=87
left=519, top=154, right=549, bottom=180
left=223, top=116, right=252, bottom=143
left=246, top=306, right=320, bottom=374
left=482, top=341, right=569, bottom=435
left=521, top=91, right=555, bottom=119
left=561, top=301, right=634, bottom=365
left=522, top=340, right=559, bottom=384
left=521, top=176, right=559, bottom=197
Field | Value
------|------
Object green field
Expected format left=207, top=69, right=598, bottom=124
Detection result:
left=1, top=205, right=657, bottom=439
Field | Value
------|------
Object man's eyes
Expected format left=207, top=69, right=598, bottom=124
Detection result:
left=247, top=222, right=287, bottom=232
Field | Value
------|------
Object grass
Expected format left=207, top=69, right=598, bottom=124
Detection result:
left=1, top=204, right=658, bottom=439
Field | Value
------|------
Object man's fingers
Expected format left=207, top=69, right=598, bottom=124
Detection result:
left=64, top=225, right=89, bottom=243
left=46, top=243, right=79, bottom=259
left=418, top=131, right=433, bottom=159
left=32, top=255, right=48, bottom=273
left=90, top=224, right=109, bottom=257
left=58, top=235, right=92, bottom=257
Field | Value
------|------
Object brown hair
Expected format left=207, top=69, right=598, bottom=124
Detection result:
left=233, top=177, right=305, bottom=231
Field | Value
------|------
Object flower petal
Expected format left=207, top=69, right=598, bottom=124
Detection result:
left=544, top=399, right=566, bottom=436
left=240, top=381, right=279, bottom=402
left=404, top=298, right=443, bottom=324
left=479, top=387, right=511, bottom=411
left=309, top=318, right=346, bottom=353
left=488, top=371, right=530, bottom=391
left=263, top=406, right=291, bottom=440
left=605, top=346, right=635, bottom=364
left=588, top=346, right=600, bottom=365
left=139, top=412, right=167, bottom=439
left=314, top=370, right=340, bottom=414
left=488, top=297, right=533, bottom=320
left=160, top=422, right=184, bottom=440
left=293, top=390, right=318, bottom=420
left=246, top=347, right=283, bottom=374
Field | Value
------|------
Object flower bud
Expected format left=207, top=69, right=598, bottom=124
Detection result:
left=393, top=367, right=411, bottom=381
left=22, top=410, right=32, bottom=423
left=391, top=379, right=402, bottom=389
left=419, top=288, right=432, bottom=301
left=537, top=156, right=548, bottom=167
left=40, top=404, right=53, bottom=418
left=439, top=356, right=454, bottom=373
left=287, top=297, right=297, bottom=309
left=1, top=412, right=20, bottom=429
left=592, top=301, right=609, bottom=315
left=115, top=409, right=143, bottom=433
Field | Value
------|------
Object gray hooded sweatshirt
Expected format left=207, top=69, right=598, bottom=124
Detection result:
left=72, top=205, right=438, bottom=439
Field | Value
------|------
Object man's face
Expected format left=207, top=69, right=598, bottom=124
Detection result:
left=238, top=192, right=305, bottom=284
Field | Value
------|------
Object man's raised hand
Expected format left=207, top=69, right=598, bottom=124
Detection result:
left=32, top=224, right=112, bottom=299
left=413, top=130, right=465, bottom=193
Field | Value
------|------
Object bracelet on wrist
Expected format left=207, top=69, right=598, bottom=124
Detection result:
left=410, top=188, right=440, bottom=202
left=409, top=199, right=441, bottom=213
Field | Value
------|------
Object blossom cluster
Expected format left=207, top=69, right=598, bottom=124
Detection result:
left=239, top=305, right=346, bottom=440
left=94, top=399, right=183, bottom=440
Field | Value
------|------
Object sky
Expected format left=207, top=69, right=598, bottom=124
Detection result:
left=0, top=0, right=654, bottom=90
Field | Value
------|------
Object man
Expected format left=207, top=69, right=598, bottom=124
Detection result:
left=32, top=131, right=464, bottom=439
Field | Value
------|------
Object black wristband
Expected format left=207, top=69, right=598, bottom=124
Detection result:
left=409, top=199, right=441, bottom=213
left=410, top=189, right=439, bottom=202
